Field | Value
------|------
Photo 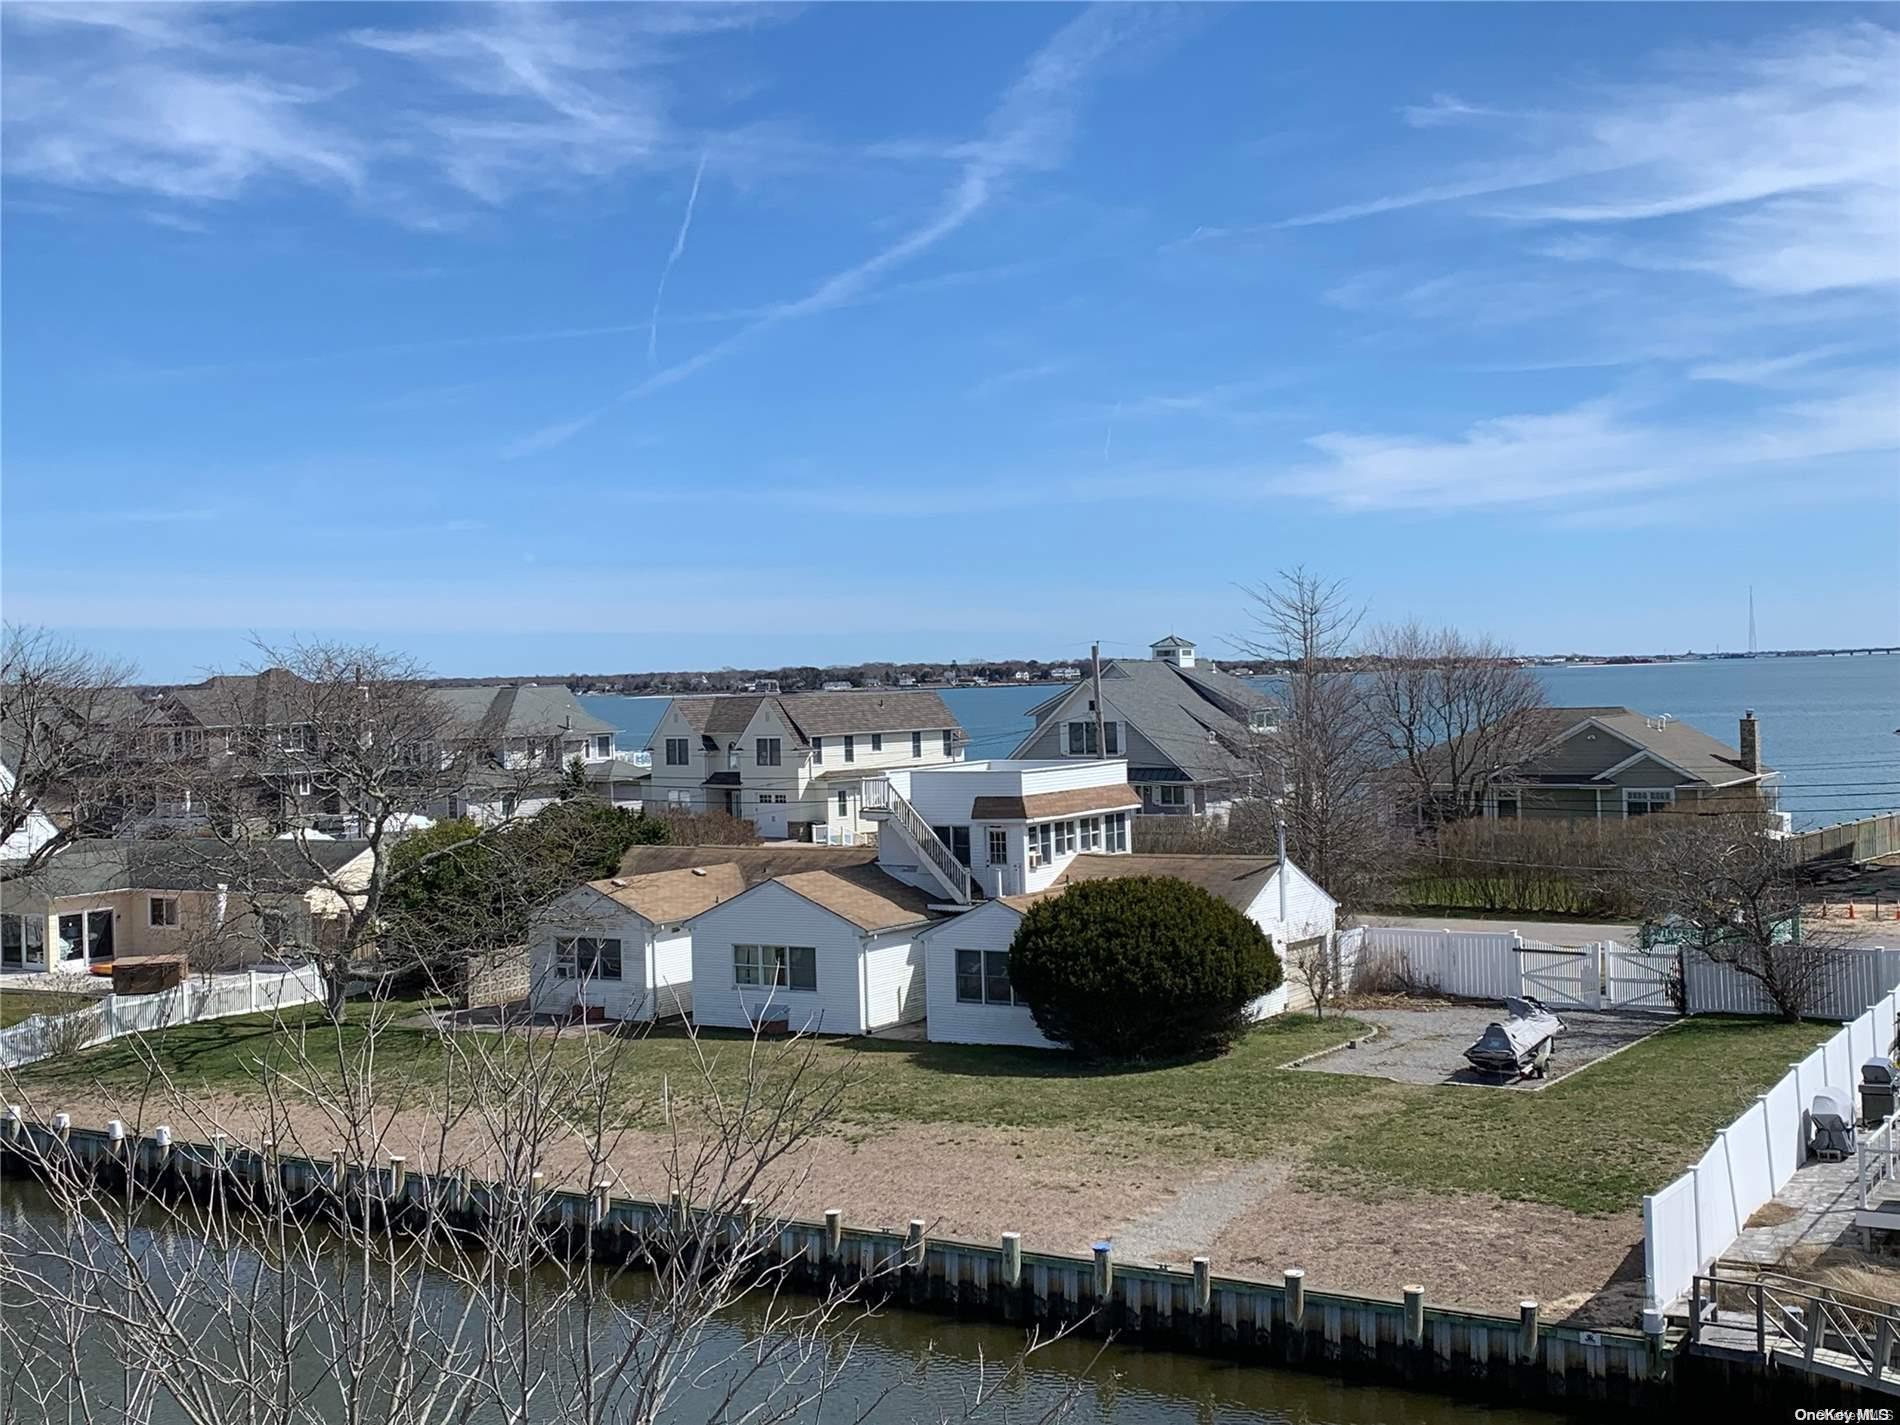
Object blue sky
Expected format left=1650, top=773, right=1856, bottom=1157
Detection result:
left=3, top=2, right=1895, bottom=681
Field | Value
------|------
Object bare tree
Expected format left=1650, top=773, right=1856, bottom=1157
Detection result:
left=1615, top=811, right=1835, bottom=1021
left=0, top=981, right=1096, bottom=1425
left=1239, top=569, right=1400, bottom=914
left=1363, top=621, right=1548, bottom=826
left=178, top=640, right=543, bottom=1019
left=0, top=625, right=148, bottom=883
left=1288, top=934, right=1344, bottom=1021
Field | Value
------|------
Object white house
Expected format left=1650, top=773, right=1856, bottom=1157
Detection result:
left=684, top=865, right=938, bottom=1035
left=0, top=757, right=58, bottom=866
left=430, top=683, right=648, bottom=825
left=525, top=863, right=743, bottom=1022
left=918, top=852, right=1338, bottom=1049
left=643, top=690, right=964, bottom=840
left=860, top=757, right=1142, bottom=905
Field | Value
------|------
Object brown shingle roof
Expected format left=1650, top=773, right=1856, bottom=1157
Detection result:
left=774, top=690, right=959, bottom=739
left=588, top=863, right=745, bottom=923
left=774, top=865, right=940, bottom=931
left=1054, top=853, right=1280, bottom=911
left=969, top=784, right=1143, bottom=821
left=615, top=843, right=876, bottom=886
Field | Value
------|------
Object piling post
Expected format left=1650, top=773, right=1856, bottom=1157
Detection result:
left=152, top=1125, right=173, bottom=1178
left=3, top=1105, right=22, bottom=1145
left=823, top=1208, right=842, bottom=1261
left=1519, top=1300, right=1540, bottom=1362
left=1284, top=1268, right=1306, bottom=1333
left=1192, top=1257, right=1212, bottom=1314
left=387, top=1154, right=406, bottom=1205
left=51, top=1112, right=72, bottom=1147
left=329, top=1149, right=347, bottom=1199
left=739, top=1196, right=759, bottom=1250
left=1002, top=1232, right=1023, bottom=1289
left=106, top=1119, right=127, bottom=1159
left=209, top=1131, right=228, bottom=1185
left=592, top=1181, right=612, bottom=1228
left=528, top=1171, right=545, bottom=1230
left=1403, top=1285, right=1425, bottom=1348
left=1091, top=1241, right=1113, bottom=1306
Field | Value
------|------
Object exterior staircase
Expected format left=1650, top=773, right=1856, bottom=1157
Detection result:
left=859, top=778, right=971, bottom=905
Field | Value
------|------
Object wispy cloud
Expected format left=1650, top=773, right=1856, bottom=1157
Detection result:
left=648, top=154, right=707, bottom=368
left=0, top=3, right=786, bottom=227
left=966, top=359, right=1068, bottom=399
left=1271, top=22, right=1900, bottom=297
left=1276, top=369, right=1900, bottom=513
left=504, top=5, right=1148, bottom=456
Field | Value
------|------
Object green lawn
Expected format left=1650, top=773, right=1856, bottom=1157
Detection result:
left=12, top=1000, right=1830, bottom=1217
left=0, top=988, right=97, bottom=1029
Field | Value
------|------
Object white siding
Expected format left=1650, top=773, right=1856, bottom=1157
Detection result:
left=650, top=926, right=695, bottom=1017
left=921, top=902, right=1058, bottom=1049
left=687, top=881, right=873, bottom=1035
left=526, top=888, right=665, bottom=1020
left=861, top=930, right=924, bottom=1030
left=1244, top=862, right=1338, bottom=1017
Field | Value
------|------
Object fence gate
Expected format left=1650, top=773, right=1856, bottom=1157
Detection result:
left=1604, top=942, right=1678, bottom=1013
left=1518, top=945, right=1599, bottom=1010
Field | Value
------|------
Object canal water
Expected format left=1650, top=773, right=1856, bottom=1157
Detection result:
left=584, top=654, right=1900, bottom=830
left=0, top=1178, right=1560, bottom=1424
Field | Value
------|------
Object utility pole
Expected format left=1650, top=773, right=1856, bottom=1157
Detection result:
left=1091, top=643, right=1107, bottom=760
left=1277, top=814, right=1289, bottom=922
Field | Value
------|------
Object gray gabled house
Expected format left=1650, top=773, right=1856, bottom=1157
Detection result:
left=1009, top=635, right=1276, bottom=817
left=1456, top=707, right=1783, bottom=825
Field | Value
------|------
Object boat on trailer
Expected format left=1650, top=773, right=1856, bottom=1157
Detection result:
left=1463, top=996, right=1566, bottom=1080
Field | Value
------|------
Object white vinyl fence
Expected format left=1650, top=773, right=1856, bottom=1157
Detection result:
left=1349, top=927, right=1678, bottom=1013
left=0, top=966, right=324, bottom=1070
left=1641, top=980, right=1900, bottom=1312
left=1684, top=945, right=1900, bottom=1020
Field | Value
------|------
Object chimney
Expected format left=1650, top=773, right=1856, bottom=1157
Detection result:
left=1738, top=709, right=1760, bottom=774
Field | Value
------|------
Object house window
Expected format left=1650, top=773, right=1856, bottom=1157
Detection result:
left=844, top=735, right=855, bottom=763
left=665, top=737, right=689, bottom=766
left=942, top=730, right=953, bottom=757
left=293, top=774, right=314, bottom=797
left=1081, top=816, right=1102, bottom=851
left=954, top=949, right=1017, bottom=1006
left=500, top=793, right=518, bottom=818
left=1066, top=721, right=1098, bottom=756
left=837, top=789, right=849, bottom=817
left=149, top=896, right=180, bottom=928
left=593, top=734, right=612, bottom=758
left=912, top=731, right=923, bottom=758
left=1494, top=791, right=1520, bottom=821
left=757, top=737, right=782, bottom=767
left=668, top=789, right=690, bottom=807
left=1056, top=820, right=1077, bottom=856
left=988, top=828, right=1009, bottom=865
left=58, top=912, right=84, bottom=961
left=812, top=737, right=823, bottom=765
left=1104, top=722, right=1120, bottom=755
left=1157, top=785, right=1187, bottom=807
left=733, top=944, right=817, bottom=991
left=555, top=936, right=623, bottom=980
left=1030, top=823, right=1054, bottom=866
left=871, top=733, right=882, bottom=752
left=1624, top=789, right=1675, bottom=818
left=1, top=913, right=44, bottom=968
left=260, top=911, right=288, bottom=950
left=1107, top=812, right=1128, bottom=853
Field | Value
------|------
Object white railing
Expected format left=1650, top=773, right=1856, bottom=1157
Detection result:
left=858, top=778, right=969, bottom=903
left=1859, top=1114, right=1897, bottom=1212
left=614, top=750, right=653, bottom=769
left=1643, top=981, right=1900, bottom=1311
left=0, top=966, right=326, bottom=1070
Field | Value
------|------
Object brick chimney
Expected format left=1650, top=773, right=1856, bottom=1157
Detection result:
left=1738, top=709, right=1760, bottom=774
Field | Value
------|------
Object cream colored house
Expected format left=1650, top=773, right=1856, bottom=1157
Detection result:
left=643, top=690, right=964, bottom=840
left=0, top=837, right=373, bottom=975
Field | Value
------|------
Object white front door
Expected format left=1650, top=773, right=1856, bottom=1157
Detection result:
left=755, top=797, right=788, bottom=839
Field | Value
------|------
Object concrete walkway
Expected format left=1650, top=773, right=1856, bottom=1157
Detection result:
left=1724, top=1154, right=1865, bottom=1267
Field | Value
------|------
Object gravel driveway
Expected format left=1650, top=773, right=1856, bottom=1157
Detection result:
left=1295, top=1004, right=1670, bottom=1090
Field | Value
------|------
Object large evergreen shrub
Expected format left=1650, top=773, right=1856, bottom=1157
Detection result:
left=1007, top=876, right=1281, bottom=1060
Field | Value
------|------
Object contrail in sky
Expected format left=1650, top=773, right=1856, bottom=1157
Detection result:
left=648, top=154, right=707, bottom=368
